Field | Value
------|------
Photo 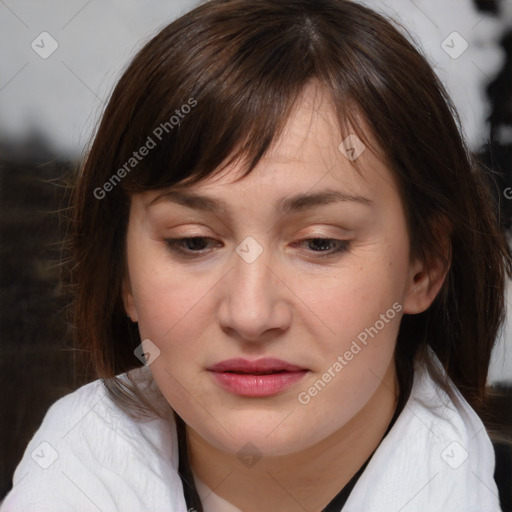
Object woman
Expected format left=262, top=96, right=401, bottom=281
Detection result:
left=2, top=0, right=510, bottom=510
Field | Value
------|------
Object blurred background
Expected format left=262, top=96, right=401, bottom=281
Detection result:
left=1, top=0, right=511, bottom=508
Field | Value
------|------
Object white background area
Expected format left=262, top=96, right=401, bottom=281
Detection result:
left=1, top=0, right=511, bottom=382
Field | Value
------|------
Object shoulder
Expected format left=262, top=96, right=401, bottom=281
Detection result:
left=345, top=353, right=502, bottom=512
left=1, top=369, right=187, bottom=512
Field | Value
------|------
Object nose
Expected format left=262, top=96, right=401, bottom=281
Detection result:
left=217, top=242, right=292, bottom=342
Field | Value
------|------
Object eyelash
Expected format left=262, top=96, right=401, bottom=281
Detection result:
left=164, top=237, right=351, bottom=258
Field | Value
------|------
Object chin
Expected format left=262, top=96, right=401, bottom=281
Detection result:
left=197, top=412, right=324, bottom=458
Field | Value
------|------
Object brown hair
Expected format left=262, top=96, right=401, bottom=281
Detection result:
left=64, top=0, right=510, bottom=480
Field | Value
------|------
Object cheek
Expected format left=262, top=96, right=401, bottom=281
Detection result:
left=126, top=232, right=215, bottom=342
left=299, top=242, right=408, bottom=354
left=291, top=277, right=403, bottom=446
left=126, top=250, right=220, bottom=418
left=290, top=243, right=406, bottom=409
left=297, top=280, right=401, bottom=407
left=134, top=269, right=216, bottom=353
left=132, top=270, right=217, bottom=427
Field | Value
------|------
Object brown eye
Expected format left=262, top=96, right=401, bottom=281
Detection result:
left=294, top=238, right=350, bottom=257
left=165, top=237, right=221, bottom=256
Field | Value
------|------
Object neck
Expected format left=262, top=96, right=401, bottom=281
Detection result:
left=187, top=361, right=399, bottom=512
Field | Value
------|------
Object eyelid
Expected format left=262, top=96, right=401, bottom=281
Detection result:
left=293, top=238, right=351, bottom=257
left=164, top=235, right=352, bottom=259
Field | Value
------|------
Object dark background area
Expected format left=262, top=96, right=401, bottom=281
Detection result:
left=0, top=136, right=85, bottom=497
left=0, top=0, right=511, bottom=509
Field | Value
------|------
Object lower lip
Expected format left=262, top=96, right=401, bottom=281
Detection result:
left=209, top=370, right=308, bottom=397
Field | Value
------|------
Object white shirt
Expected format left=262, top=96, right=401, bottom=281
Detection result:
left=0, top=357, right=502, bottom=512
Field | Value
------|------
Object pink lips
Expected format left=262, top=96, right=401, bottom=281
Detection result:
left=208, top=358, right=308, bottom=397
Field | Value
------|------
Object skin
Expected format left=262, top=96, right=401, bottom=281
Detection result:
left=123, top=82, right=447, bottom=512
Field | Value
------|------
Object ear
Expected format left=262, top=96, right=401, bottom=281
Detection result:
left=402, top=219, right=452, bottom=315
left=122, top=275, right=139, bottom=323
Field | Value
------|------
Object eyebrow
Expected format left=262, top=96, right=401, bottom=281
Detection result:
left=150, top=188, right=373, bottom=216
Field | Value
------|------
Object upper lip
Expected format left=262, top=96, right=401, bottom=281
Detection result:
left=208, top=358, right=306, bottom=374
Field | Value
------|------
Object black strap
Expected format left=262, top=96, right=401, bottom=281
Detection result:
left=321, top=397, right=404, bottom=511
left=321, top=454, right=372, bottom=512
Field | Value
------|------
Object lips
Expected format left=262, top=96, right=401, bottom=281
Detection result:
left=207, top=358, right=308, bottom=397
left=208, top=357, right=305, bottom=374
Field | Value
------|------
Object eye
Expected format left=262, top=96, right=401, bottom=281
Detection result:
left=165, top=237, right=220, bottom=256
left=164, top=236, right=351, bottom=259
left=293, top=238, right=351, bottom=257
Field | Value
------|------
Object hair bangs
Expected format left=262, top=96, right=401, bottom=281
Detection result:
left=112, top=7, right=342, bottom=193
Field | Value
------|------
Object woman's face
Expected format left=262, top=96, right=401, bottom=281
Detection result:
left=123, top=83, right=427, bottom=457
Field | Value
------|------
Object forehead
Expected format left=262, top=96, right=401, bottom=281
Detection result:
left=225, top=82, right=358, bottom=181
left=142, top=82, right=400, bottom=213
